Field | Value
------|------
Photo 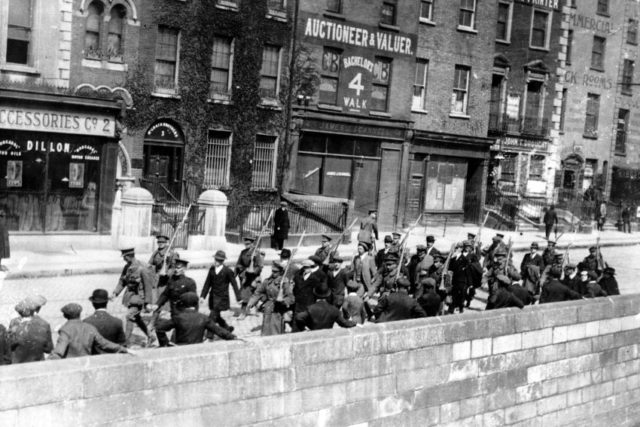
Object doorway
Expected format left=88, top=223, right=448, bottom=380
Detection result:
left=143, top=121, right=185, bottom=201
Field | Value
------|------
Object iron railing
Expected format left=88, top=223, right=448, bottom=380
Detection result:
left=488, top=113, right=550, bottom=137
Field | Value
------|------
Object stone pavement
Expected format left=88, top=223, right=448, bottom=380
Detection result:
left=2, top=224, right=640, bottom=280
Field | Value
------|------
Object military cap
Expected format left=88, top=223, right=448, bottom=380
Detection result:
left=589, top=246, right=597, bottom=252
left=280, top=248, right=292, bottom=259
left=396, top=277, right=411, bottom=288
left=494, top=248, right=507, bottom=257
left=128, top=295, right=144, bottom=307
left=384, top=235, right=393, bottom=243
left=243, top=236, right=256, bottom=242
left=174, top=257, right=189, bottom=267
left=61, top=303, right=83, bottom=318
left=214, top=250, right=227, bottom=261
left=271, top=261, right=285, bottom=272
left=496, top=274, right=511, bottom=287
left=301, top=259, right=314, bottom=268
left=179, top=292, right=199, bottom=308
left=321, top=234, right=332, bottom=242
left=467, top=233, right=476, bottom=239
left=421, top=277, right=437, bottom=288
left=554, top=254, right=564, bottom=261
left=433, top=254, right=445, bottom=262
left=604, top=266, right=616, bottom=275
left=384, top=253, right=400, bottom=263
left=530, top=242, right=539, bottom=249
left=14, top=299, right=35, bottom=317
left=280, top=201, right=288, bottom=207
left=416, top=244, right=427, bottom=253
left=120, top=248, right=135, bottom=256
left=313, top=283, right=332, bottom=298
left=89, top=289, right=109, bottom=304
left=358, top=241, right=370, bottom=251
left=308, top=255, right=323, bottom=265
left=330, top=255, right=343, bottom=263
left=156, top=235, right=169, bottom=242
left=547, top=240, right=556, bottom=246
left=368, top=209, right=377, bottom=214
left=426, top=235, right=435, bottom=242
left=392, top=231, right=402, bottom=238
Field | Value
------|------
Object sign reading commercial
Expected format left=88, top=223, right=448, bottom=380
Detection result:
left=0, top=106, right=116, bottom=138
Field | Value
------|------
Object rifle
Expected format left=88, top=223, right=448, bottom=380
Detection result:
left=277, top=230, right=306, bottom=302
left=595, top=237, right=606, bottom=271
left=504, top=237, right=514, bottom=277
left=159, top=204, right=193, bottom=276
left=247, top=209, right=275, bottom=274
left=395, top=214, right=423, bottom=280
left=475, top=211, right=490, bottom=255
left=440, top=243, right=457, bottom=292
left=323, top=217, right=359, bottom=265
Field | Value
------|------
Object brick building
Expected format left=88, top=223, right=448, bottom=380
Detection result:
left=489, top=0, right=564, bottom=203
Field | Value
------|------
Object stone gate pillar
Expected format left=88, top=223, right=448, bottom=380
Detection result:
left=116, top=187, right=154, bottom=251
left=187, top=190, right=228, bottom=251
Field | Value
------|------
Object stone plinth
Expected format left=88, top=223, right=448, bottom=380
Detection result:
left=188, top=189, right=228, bottom=251
left=116, top=187, right=154, bottom=251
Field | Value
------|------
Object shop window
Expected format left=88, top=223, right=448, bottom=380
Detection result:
left=420, top=0, right=434, bottom=22
left=204, top=130, right=232, bottom=188
left=154, top=26, right=180, bottom=93
left=616, top=109, right=629, bottom=155
left=6, top=0, right=33, bottom=65
left=252, top=135, right=277, bottom=189
left=458, top=0, right=476, bottom=30
left=529, top=155, right=545, bottom=180
left=451, top=65, right=470, bottom=115
left=622, top=60, right=634, bottom=95
left=260, top=44, right=281, bottom=99
left=501, top=153, right=517, bottom=183
left=591, top=36, right=605, bottom=71
left=106, top=6, right=126, bottom=62
left=371, top=57, right=392, bottom=112
left=530, top=9, right=551, bottom=49
left=425, top=158, right=468, bottom=211
left=84, top=2, right=103, bottom=60
left=412, top=59, right=429, bottom=111
left=628, top=19, right=638, bottom=45
left=326, top=0, right=341, bottom=13
left=584, top=93, right=600, bottom=138
left=320, top=47, right=342, bottom=105
left=596, top=0, right=608, bottom=16
left=496, top=2, right=512, bottom=42
left=380, top=2, right=396, bottom=26
left=566, top=30, right=573, bottom=65
left=210, top=36, right=233, bottom=98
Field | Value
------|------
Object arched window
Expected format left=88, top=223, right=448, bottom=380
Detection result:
left=84, top=1, right=103, bottom=59
left=107, top=5, right=126, bottom=62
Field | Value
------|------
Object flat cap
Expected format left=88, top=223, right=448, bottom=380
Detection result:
left=396, top=277, right=411, bottom=288
left=308, top=255, right=323, bottom=265
left=15, top=299, right=35, bottom=317
left=330, top=255, right=343, bottom=263
left=179, top=292, right=199, bottom=308
left=426, top=235, right=435, bottom=242
left=61, top=303, right=83, bottom=318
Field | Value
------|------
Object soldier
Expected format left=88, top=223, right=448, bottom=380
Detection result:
left=84, top=289, right=126, bottom=352
left=327, top=255, right=349, bottom=308
left=200, top=250, right=239, bottom=335
left=481, top=233, right=506, bottom=268
left=485, top=247, right=520, bottom=306
left=235, top=236, right=264, bottom=319
left=111, top=248, right=154, bottom=345
left=248, top=261, right=294, bottom=336
left=357, top=210, right=379, bottom=247
left=486, top=275, right=524, bottom=310
left=541, top=240, right=557, bottom=267
left=540, top=253, right=566, bottom=289
left=425, top=235, right=441, bottom=258
left=148, top=235, right=179, bottom=294
left=375, top=235, right=394, bottom=268
left=156, top=293, right=236, bottom=346
left=371, top=253, right=406, bottom=297
left=351, top=241, right=377, bottom=297
left=294, top=283, right=356, bottom=331
left=463, top=240, right=483, bottom=308
left=373, top=277, right=427, bottom=322
left=520, top=242, right=544, bottom=295
left=279, top=248, right=299, bottom=280
left=407, top=245, right=434, bottom=296
left=448, top=242, right=469, bottom=314
left=539, top=267, right=582, bottom=304
left=154, top=258, right=197, bottom=317
left=389, top=231, right=402, bottom=254
left=578, top=246, right=601, bottom=276
left=314, top=234, right=333, bottom=262
left=467, top=232, right=482, bottom=258
left=428, top=254, right=450, bottom=306
left=599, top=266, right=620, bottom=296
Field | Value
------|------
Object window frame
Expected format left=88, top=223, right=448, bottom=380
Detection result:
left=326, top=0, right=342, bottom=14
left=628, top=19, right=638, bottom=45
left=380, top=2, right=397, bottom=27
left=153, top=25, right=181, bottom=95
left=84, top=1, right=104, bottom=60
left=251, top=134, right=278, bottom=190
left=566, top=29, right=573, bottom=65
left=451, top=65, right=471, bottom=116
left=622, top=59, right=634, bottom=95
left=412, top=58, right=429, bottom=112
left=5, top=0, right=33, bottom=66
left=529, top=155, right=545, bottom=180
left=615, top=109, right=630, bottom=155
left=584, top=93, right=600, bottom=139
left=319, top=46, right=342, bottom=105
left=204, top=130, right=233, bottom=189
left=106, top=5, right=126, bottom=63
left=529, top=9, right=552, bottom=50
left=496, top=1, right=513, bottom=43
left=371, top=56, right=392, bottom=112
left=560, top=88, right=567, bottom=133
left=596, top=0, right=609, bottom=16
left=458, top=0, right=477, bottom=31
left=591, top=35, right=606, bottom=71
left=209, top=35, right=234, bottom=100
left=259, top=44, right=282, bottom=100
left=419, top=0, right=434, bottom=24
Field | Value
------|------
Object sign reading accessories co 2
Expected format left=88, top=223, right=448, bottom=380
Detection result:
left=0, top=106, right=116, bottom=138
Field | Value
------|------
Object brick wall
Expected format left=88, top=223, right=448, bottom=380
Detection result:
left=1, top=296, right=640, bottom=426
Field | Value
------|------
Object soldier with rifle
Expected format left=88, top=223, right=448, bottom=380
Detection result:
left=484, top=238, right=520, bottom=307
left=439, top=243, right=456, bottom=314
left=235, top=235, right=264, bottom=320
left=314, top=234, right=334, bottom=262
left=319, top=218, right=359, bottom=268
left=447, top=242, right=470, bottom=314
left=247, top=261, right=294, bottom=336
left=148, top=235, right=179, bottom=294
left=152, top=257, right=196, bottom=318
left=578, top=240, right=606, bottom=276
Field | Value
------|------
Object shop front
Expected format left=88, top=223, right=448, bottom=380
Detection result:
left=494, top=136, right=549, bottom=197
left=0, top=92, right=120, bottom=233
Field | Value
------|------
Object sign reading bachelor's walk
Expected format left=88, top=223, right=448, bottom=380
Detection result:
left=302, top=13, right=417, bottom=115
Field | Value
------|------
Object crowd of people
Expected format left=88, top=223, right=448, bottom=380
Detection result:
left=0, top=209, right=621, bottom=364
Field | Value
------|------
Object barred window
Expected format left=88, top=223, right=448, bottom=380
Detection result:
left=252, top=135, right=277, bottom=189
left=260, top=45, right=281, bottom=99
left=204, top=131, right=232, bottom=188
left=529, top=155, right=545, bottom=179
left=154, top=26, right=180, bottom=92
left=210, top=36, right=233, bottom=97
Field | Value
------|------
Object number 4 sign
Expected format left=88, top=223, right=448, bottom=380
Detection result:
left=341, top=66, right=372, bottom=113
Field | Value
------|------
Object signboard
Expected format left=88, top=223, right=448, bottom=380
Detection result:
left=145, top=121, right=183, bottom=143
left=69, top=163, right=85, bottom=188
left=514, top=0, right=560, bottom=10
left=0, top=106, right=115, bottom=138
left=0, top=137, right=102, bottom=161
left=502, top=136, right=548, bottom=151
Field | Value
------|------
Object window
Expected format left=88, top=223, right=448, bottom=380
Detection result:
left=412, top=59, right=429, bottom=111
left=616, top=109, right=629, bottom=154
left=380, top=2, right=396, bottom=26
left=319, top=47, right=341, bottom=105
left=530, top=10, right=550, bottom=49
left=204, top=131, right=232, bottom=188
left=584, top=93, right=600, bottom=137
left=524, top=80, right=543, bottom=130
left=252, top=135, right=277, bottom=189
left=501, top=153, right=517, bottom=182
left=591, top=36, right=605, bottom=70
left=596, top=0, right=608, bottom=15
left=267, top=0, right=286, bottom=11
left=106, top=6, right=126, bottom=62
left=489, top=73, right=506, bottom=131
left=6, top=0, right=33, bottom=64
left=566, top=30, right=573, bottom=65
left=371, top=57, right=392, bottom=111
left=420, top=0, right=434, bottom=22
left=459, top=0, right=476, bottom=29
left=622, top=60, right=634, bottom=95
left=628, top=19, right=638, bottom=45
left=154, top=26, right=180, bottom=92
left=560, top=88, right=567, bottom=132
left=84, top=2, right=103, bottom=59
left=326, top=0, right=341, bottom=13
left=210, top=36, right=233, bottom=97
left=451, top=65, right=470, bottom=115
left=496, top=2, right=512, bottom=42
left=260, top=45, right=281, bottom=98
left=529, top=155, right=545, bottom=180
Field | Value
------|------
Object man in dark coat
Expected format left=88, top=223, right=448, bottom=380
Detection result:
left=520, top=242, right=544, bottom=295
left=8, top=298, right=53, bottom=364
left=200, top=250, right=240, bottom=334
left=486, top=275, right=524, bottom=310
left=578, top=246, right=602, bottom=276
left=291, top=257, right=327, bottom=331
left=0, top=208, right=9, bottom=271
left=417, top=278, right=442, bottom=317
left=294, top=283, right=356, bottom=331
left=327, top=255, right=349, bottom=308
left=407, top=245, right=434, bottom=296
left=425, top=235, right=441, bottom=259
left=84, top=289, right=126, bottom=351
left=235, top=236, right=264, bottom=319
left=156, top=293, right=236, bottom=346
left=0, top=323, right=10, bottom=365
left=539, top=267, right=582, bottom=304
left=375, top=235, right=394, bottom=268
left=599, top=267, right=620, bottom=296
left=508, top=282, right=535, bottom=306
left=373, top=277, right=427, bottom=322
left=273, top=201, right=290, bottom=250
left=154, top=258, right=197, bottom=316
left=314, top=235, right=334, bottom=263
left=562, top=264, right=580, bottom=294
left=541, top=240, right=556, bottom=267
left=447, top=243, right=469, bottom=314
left=543, top=205, right=559, bottom=240
left=463, top=241, right=483, bottom=307
left=371, top=253, right=408, bottom=297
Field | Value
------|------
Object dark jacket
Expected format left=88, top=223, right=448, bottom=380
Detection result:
left=520, top=253, right=544, bottom=277
left=543, top=209, right=558, bottom=226
left=599, top=276, right=620, bottom=296
left=156, top=309, right=235, bottom=346
left=417, top=292, right=442, bottom=317
left=563, top=274, right=581, bottom=294
left=50, top=319, right=126, bottom=359
left=539, top=279, right=582, bottom=304
left=113, top=258, right=154, bottom=306
left=83, top=310, right=126, bottom=350
left=486, top=288, right=524, bottom=310
left=448, top=254, right=469, bottom=289
left=293, top=268, right=327, bottom=314
left=509, top=284, right=534, bottom=306
left=373, top=291, right=427, bottom=322
left=274, top=208, right=290, bottom=240
left=200, top=265, right=239, bottom=311
left=327, top=268, right=349, bottom=308
left=156, top=274, right=197, bottom=314
left=294, top=300, right=356, bottom=331
left=8, top=316, right=53, bottom=363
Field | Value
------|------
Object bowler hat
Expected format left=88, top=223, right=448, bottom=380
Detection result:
left=396, top=277, right=411, bottom=288
left=280, top=248, right=292, bottom=259
left=156, top=235, right=169, bottom=242
left=358, top=241, right=370, bottom=251
left=426, top=235, right=435, bottom=243
left=61, top=303, right=83, bottom=318
left=308, top=255, right=323, bottom=265
left=89, top=289, right=109, bottom=304
left=214, top=250, right=227, bottom=261
left=120, top=248, right=135, bottom=256
left=280, top=201, right=288, bottom=207
left=313, top=283, right=332, bottom=298
left=384, top=235, right=393, bottom=243
left=434, top=254, right=445, bottom=262
left=179, top=292, right=199, bottom=308
left=547, top=240, right=556, bottom=246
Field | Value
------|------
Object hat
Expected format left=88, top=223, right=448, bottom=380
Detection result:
left=321, top=234, right=332, bottom=242
left=530, top=242, right=539, bottom=249
left=384, top=235, right=393, bottom=243
left=416, top=244, right=427, bottom=253
left=589, top=246, right=597, bottom=252
left=29, top=295, right=47, bottom=309
left=368, top=209, right=377, bottom=214
left=426, top=235, right=435, bottom=243
left=214, top=250, right=227, bottom=261
left=547, top=240, right=556, bottom=246
left=301, top=259, right=314, bottom=268
left=330, top=255, right=343, bottom=263
left=494, top=248, right=507, bottom=257
left=496, top=233, right=505, bottom=239
left=243, top=236, right=256, bottom=243
left=604, top=266, right=615, bottom=275
left=434, top=254, right=445, bottom=262
left=550, top=266, right=563, bottom=278
left=120, top=248, right=135, bottom=256
left=15, top=299, right=35, bottom=317
left=280, top=201, right=288, bottom=207
left=396, top=277, right=411, bottom=288
left=280, top=248, right=292, bottom=259
left=392, top=232, right=402, bottom=238
left=128, top=295, right=144, bottom=307
left=588, top=271, right=598, bottom=280
left=179, top=292, right=199, bottom=308
left=308, top=255, right=323, bottom=265
left=174, top=257, right=189, bottom=267
left=313, top=283, right=332, bottom=298
left=467, top=233, right=476, bottom=239
left=271, top=261, right=285, bottom=272
left=61, top=303, right=83, bottom=318
left=384, top=253, right=400, bottom=263
left=156, top=235, right=169, bottom=242
left=422, top=277, right=437, bottom=288
left=358, top=241, right=370, bottom=251
left=496, top=274, right=511, bottom=287
left=463, top=240, right=473, bottom=248
left=554, top=254, right=564, bottom=261
left=89, top=289, right=109, bottom=304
